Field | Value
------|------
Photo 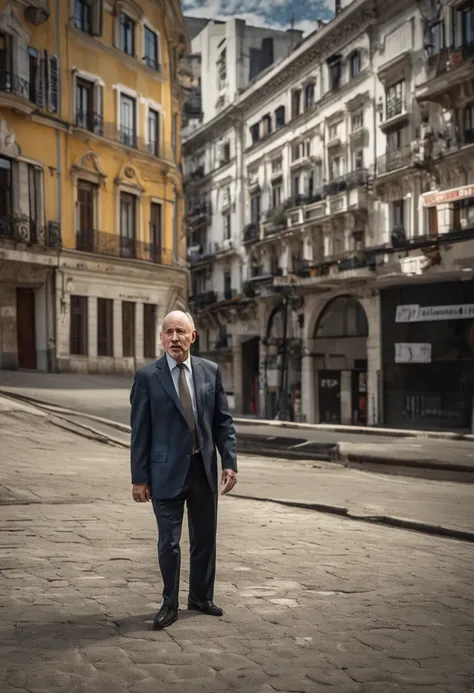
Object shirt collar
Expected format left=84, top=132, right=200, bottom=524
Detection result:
left=166, top=352, right=192, bottom=372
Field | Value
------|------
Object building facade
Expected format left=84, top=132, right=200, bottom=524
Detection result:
left=0, top=0, right=188, bottom=374
left=183, top=0, right=474, bottom=431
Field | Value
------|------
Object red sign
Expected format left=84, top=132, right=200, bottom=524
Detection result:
left=422, top=185, right=474, bottom=207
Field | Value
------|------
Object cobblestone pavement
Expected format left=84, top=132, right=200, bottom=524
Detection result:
left=1, top=407, right=474, bottom=693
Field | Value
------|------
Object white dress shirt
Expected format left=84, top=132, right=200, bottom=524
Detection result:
left=166, top=352, right=198, bottom=422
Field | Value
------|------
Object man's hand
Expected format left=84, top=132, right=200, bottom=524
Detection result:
left=132, top=483, right=151, bottom=503
left=221, top=469, right=237, bottom=495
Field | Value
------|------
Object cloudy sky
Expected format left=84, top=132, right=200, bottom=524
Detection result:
left=181, top=0, right=345, bottom=36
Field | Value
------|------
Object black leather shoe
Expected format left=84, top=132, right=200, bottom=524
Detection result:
left=152, top=604, right=178, bottom=630
left=188, top=600, right=223, bottom=617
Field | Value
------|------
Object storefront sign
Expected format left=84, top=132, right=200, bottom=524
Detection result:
left=422, top=184, right=474, bottom=207
left=395, top=343, right=432, bottom=363
left=400, top=256, right=430, bottom=275
left=395, top=303, right=474, bottom=322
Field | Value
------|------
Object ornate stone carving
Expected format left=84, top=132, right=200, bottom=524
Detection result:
left=24, top=1, right=50, bottom=26
left=0, top=118, right=20, bottom=159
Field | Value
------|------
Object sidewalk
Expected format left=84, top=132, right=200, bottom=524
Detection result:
left=1, top=401, right=474, bottom=692
left=1, top=370, right=474, bottom=481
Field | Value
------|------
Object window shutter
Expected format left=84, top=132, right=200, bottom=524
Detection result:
left=49, top=56, right=59, bottom=113
left=37, top=57, right=45, bottom=108
left=94, top=84, right=103, bottom=134
left=92, top=0, right=103, bottom=36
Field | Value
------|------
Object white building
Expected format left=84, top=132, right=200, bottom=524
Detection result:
left=183, top=0, right=474, bottom=431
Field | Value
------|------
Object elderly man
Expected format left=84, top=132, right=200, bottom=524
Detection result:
left=130, top=310, right=238, bottom=630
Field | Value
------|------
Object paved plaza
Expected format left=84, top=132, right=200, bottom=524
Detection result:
left=0, top=403, right=473, bottom=692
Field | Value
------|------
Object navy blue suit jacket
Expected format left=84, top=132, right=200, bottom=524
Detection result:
left=130, top=354, right=237, bottom=499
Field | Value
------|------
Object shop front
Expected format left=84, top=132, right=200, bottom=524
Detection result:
left=381, top=282, right=474, bottom=431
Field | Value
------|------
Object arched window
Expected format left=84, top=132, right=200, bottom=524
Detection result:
left=315, top=296, right=368, bottom=338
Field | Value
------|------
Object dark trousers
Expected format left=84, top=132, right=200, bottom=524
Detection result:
left=152, top=453, right=217, bottom=609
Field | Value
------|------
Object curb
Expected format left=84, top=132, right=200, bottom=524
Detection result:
left=233, top=417, right=474, bottom=442
left=230, top=494, right=474, bottom=544
left=3, top=390, right=474, bottom=478
left=3, top=394, right=473, bottom=544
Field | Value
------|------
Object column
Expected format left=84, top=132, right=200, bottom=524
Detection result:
left=35, top=283, right=47, bottom=372
left=340, top=370, right=352, bottom=425
left=363, top=293, right=382, bottom=426
left=300, top=345, right=314, bottom=423
left=113, top=298, right=123, bottom=362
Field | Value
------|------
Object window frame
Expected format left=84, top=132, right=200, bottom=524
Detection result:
left=148, top=107, right=159, bottom=156
left=119, top=12, right=135, bottom=56
left=69, top=295, right=88, bottom=356
left=275, top=105, right=285, bottom=129
left=119, top=190, right=137, bottom=258
left=144, top=24, right=160, bottom=71
left=119, top=92, right=137, bottom=147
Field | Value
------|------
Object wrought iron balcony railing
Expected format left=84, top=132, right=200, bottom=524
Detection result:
left=243, top=222, right=259, bottom=243
left=75, top=110, right=104, bottom=136
left=189, top=290, right=217, bottom=307
left=377, top=145, right=413, bottom=175
left=385, top=97, right=405, bottom=120
left=0, top=215, right=61, bottom=247
left=0, top=70, right=29, bottom=99
left=75, top=229, right=174, bottom=264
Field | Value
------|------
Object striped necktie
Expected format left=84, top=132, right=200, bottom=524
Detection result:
left=177, top=363, right=198, bottom=451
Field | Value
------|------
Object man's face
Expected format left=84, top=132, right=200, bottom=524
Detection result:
left=160, top=314, right=196, bottom=363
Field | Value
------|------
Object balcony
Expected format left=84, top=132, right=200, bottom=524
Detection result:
left=323, top=178, right=347, bottom=197
left=0, top=215, right=61, bottom=248
left=284, top=195, right=308, bottom=209
left=75, top=229, right=173, bottom=264
left=77, top=121, right=176, bottom=161
left=377, top=145, right=413, bottom=176
left=188, top=202, right=211, bottom=228
left=184, top=165, right=205, bottom=184
left=379, top=97, right=409, bottom=132
left=416, top=43, right=474, bottom=106
left=243, top=222, right=259, bottom=243
left=263, top=206, right=287, bottom=236
left=75, top=110, right=104, bottom=136
left=0, top=70, right=34, bottom=115
left=346, top=169, right=368, bottom=189
left=189, top=290, right=217, bottom=308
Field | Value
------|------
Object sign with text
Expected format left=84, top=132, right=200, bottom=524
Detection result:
left=395, top=343, right=432, bottom=363
left=395, top=304, right=474, bottom=323
left=422, top=184, right=474, bottom=207
left=400, top=256, right=430, bottom=275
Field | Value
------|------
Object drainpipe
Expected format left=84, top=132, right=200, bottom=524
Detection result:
left=52, top=0, right=62, bottom=372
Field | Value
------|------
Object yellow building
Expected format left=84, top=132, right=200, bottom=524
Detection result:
left=0, top=0, right=188, bottom=373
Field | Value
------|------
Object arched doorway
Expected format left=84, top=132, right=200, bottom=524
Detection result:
left=264, top=298, right=303, bottom=420
left=313, top=295, right=368, bottom=425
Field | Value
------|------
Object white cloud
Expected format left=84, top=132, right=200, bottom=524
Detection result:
left=182, top=0, right=335, bottom=36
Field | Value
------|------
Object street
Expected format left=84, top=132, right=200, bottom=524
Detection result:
left=1, top=397, right=474, bottom=692
left=1, top=371, right=474, bottom=475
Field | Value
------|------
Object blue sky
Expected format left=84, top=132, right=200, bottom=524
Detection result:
left=181, top=0, right=340, bottom=36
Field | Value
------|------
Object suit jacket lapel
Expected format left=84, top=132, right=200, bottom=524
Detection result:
left=191, top=356, right=206, bottom=422
left=155, top=355, right=187, bottom=423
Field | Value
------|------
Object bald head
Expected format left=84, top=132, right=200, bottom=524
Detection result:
left=160, top=310, right=196, bottom=363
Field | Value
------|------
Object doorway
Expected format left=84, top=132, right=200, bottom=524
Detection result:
left=16, top=288, right=36, bottom=369
left=352, top=370, right=367, bottom=425
left=242, top=336, right=259, bottom=415
left=318, top=370, right=341, bottom=423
